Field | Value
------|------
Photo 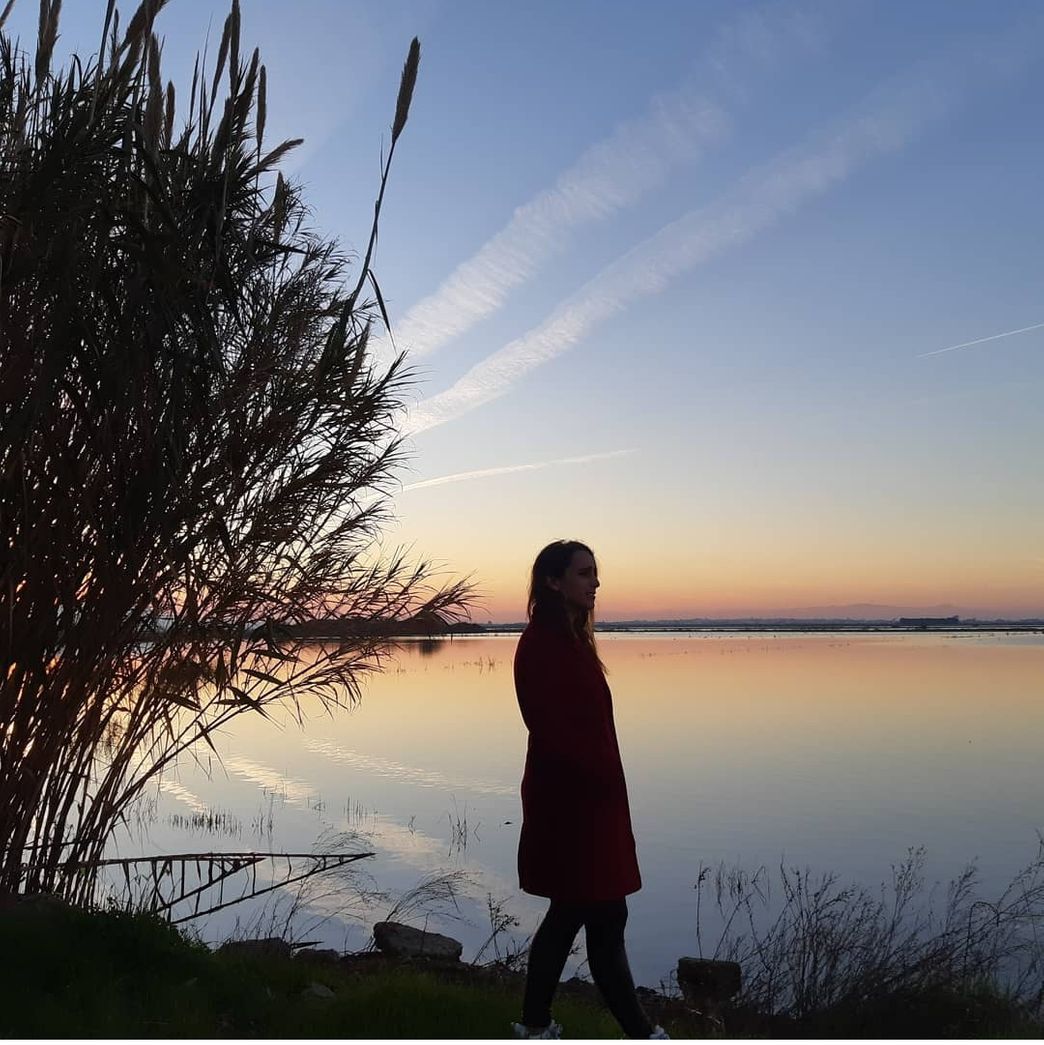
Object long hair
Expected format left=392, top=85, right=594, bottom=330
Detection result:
left=526, top=540, right=607, bottom=674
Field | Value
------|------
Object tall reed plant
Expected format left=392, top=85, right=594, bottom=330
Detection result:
left=0, top=0, right=472, bottom=901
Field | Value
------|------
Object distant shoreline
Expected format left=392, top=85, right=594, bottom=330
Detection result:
left=167, top=617, right=1044, bottom=642
left=474, top=621, right=1044, bottom=635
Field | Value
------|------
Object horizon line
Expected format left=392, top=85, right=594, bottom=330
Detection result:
left=477, top=613, right=1044, bottom=626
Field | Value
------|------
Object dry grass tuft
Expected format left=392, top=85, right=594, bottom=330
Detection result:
left=696, top=838, right=1044, bottom=1024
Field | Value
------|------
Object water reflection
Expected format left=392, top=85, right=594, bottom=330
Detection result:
left=416, top=637, right=446, bottom=657
left=137, top=631, right=1044, bottom=986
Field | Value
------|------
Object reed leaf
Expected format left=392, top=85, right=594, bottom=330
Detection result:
left=249, top=137, right=303, bottom=178
left=368, top=270, right=392, bottom=335
left=96, top=0, right=116, bottom=66
left=163, top=80, right=174, bottom=148
left=187, top=49, right=198, bottom=125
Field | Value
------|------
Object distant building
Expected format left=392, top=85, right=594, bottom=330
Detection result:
left=898, top=616, right=960, bottom=628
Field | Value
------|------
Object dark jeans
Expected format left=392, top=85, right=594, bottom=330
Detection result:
left=521, top=897, right=655, bottom=1039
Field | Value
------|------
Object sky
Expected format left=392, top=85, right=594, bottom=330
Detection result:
left=12, top=0, right=1044, bottom=622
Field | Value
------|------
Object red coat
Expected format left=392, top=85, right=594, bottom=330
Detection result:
left=514, top=617, right=641, bottom=901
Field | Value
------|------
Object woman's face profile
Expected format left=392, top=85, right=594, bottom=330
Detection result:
left=547, top=548, right=599, bottom=613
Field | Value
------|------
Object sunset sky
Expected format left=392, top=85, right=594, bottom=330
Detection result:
left=17, top=0, right=1044, bottom=621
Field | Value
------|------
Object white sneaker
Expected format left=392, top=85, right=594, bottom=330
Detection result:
left=648, top=1027, right=670, bottom=1040
left=511, top=1020, right=563, bottom=1039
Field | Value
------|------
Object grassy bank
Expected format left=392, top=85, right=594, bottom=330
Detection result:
left=1, top=898, right=1041, bottom=1038
left=0, top=900, right=621, bottom=1039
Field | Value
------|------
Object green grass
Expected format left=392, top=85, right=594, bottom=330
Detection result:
left=0, top=902, right=621, bottom=1038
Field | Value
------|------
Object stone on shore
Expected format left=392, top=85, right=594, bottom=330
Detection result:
left=217, top=937, right=293, bottom=960
left=372, top=920, right=463, bottom=961
left=676, top=957, right=741, bottom=1009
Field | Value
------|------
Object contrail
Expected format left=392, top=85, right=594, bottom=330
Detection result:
left=370, top=1, right=832, bottom=364
left=917, top=321, right=1044, bottom=357
left=403, top=13, right=1043, bottom=437
left=305, top=738, right=516, bottom=797
left=400, top=448, right=637, bottom=491
left=158, top=779, right=209, bottom=814
left=403, top=96, right=945, bottom=434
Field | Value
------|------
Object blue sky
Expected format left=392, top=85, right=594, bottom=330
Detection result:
left=14, top=0, right=1044, bottom=620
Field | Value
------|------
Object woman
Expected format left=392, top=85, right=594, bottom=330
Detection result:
left=510, top=540, right=668, bottom=1040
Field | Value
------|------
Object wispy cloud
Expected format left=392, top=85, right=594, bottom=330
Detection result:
left=917, top=320, right=1044, bottom=358
left=373, top=2, right=831, bottom=364
left=400, top=448, right=637, bottom=492
left=404, top=17, right=1042, bottom=437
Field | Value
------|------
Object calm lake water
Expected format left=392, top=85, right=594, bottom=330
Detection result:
left=128, top=631, right=1044, bottom=988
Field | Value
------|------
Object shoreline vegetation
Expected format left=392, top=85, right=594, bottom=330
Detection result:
left=1, top=888, right=1042, bottom=1039
left=4, top=842, right=1044, bottom=1038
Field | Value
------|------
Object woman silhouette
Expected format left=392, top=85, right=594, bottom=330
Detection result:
left=510, top=540, right=668, bottom=1040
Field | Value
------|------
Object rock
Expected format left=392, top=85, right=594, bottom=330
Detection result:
left=676, top=957, right=741, bottom=1013
left=217, top=937, right=293, bottom=960
left=372, top=920, right=463, bottom=961
left=295, top=948, right=341, bottom=964
left=301, top=981, right=335, bottom=999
